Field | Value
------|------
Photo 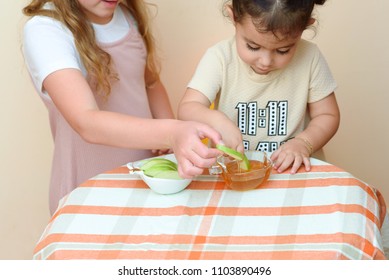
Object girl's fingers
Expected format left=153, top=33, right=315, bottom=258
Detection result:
left=177, top=158, right=204, bottom=179
left=290, top=156, right=303, bottom=174
left=273, top=152, right=310, bottom=174
left=303, top=157, right=311, bottom=171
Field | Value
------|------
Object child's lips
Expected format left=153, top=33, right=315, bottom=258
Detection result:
left=102, top=0, right=119, bottom=7
left=252, top=66, right=271, bottom=74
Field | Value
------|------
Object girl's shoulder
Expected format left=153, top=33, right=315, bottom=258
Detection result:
left=296, top=39, right=322, bottom=56
left=23, top=2, right=73, bottom=38
left=23, top=11, right=78, bottom=73
left=208, top=37, right=235, bottom=52
left=290, top=39, right=326, bottom=67
left=24, top=2, right=68, bottom=32
left=24, top=13, right=73, bottom=39
left=204, top=37, right=237, bottom=62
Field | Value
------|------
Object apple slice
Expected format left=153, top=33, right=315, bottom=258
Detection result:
left=239, top=154, right=251, bottom=171
left=216, top=144, right=251, bottom=171
left=143, top=163, right=177, bottom=177
left=141, top=158, right=177, bottom=172
left=216, top=144, right=244, bottom=160
left=154, top=170, right=183, bottom=180
left=140, top=158, right=186, bottom=179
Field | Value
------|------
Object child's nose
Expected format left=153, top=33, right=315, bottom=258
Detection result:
left=258, top=52, right=272, bottom=66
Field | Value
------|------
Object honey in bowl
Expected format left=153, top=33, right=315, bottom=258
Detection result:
left=217, top=151, right=272, bottom=191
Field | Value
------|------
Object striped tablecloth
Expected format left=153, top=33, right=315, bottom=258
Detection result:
left=33, top=156, right=387, bottom=260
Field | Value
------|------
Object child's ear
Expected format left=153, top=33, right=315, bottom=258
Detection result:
left=307, top=18, right=316, bottom=26
left=225, top=4, right=235, bottom=23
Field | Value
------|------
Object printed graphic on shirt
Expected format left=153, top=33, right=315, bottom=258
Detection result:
left=236, top=101, right=288, bottom=152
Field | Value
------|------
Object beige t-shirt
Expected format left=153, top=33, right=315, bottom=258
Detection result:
left=188, top=37, right=337, bottom=152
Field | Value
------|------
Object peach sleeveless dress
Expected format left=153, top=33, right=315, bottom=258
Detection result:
left=41, top=12, right=154, bottom=214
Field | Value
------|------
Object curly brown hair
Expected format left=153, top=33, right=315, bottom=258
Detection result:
left=226, top=0, right=327, bottom=38
left=23, top=0, right=160, bottom=97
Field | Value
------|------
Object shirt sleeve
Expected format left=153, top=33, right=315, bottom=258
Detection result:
left=308, top=45, right=337, bottom=103
left=22, top=16, right=83, bottom=93
left=187, top=46, right=224, bottom=103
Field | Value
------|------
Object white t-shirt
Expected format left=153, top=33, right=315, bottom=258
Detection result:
left=23, top=3, right=130, bottom=94
left=188, top=37, right=337, bottom=152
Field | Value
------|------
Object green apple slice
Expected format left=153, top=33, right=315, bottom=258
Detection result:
left=216, top=144, right=251, bottom=171
left=141, top=158, right=177, bottom=172
left=143, top=163, right=177, bottom=177
left=216, top=144, right=244, bottom=160
left=154, top=170, right=183, bottom=180
left=238, top=154, right=251, bottom=171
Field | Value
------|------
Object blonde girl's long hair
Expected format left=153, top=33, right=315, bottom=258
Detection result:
left=23, top=0, right=159, bottom=97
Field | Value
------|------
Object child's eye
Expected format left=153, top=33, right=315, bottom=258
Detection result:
left=246, top=43, right=260, bottom=51
left=277, top=49, right=290, bottom=55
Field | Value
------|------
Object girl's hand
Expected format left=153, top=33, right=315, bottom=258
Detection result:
left=178, top=88, right=244, bottom=153
left=212, top=115, right=245, bottom=153
left=271, top=93, right=340, bottom=174
left=171, top=121, right=223, bottom=179
left=270, top=138, right=312, bottom=174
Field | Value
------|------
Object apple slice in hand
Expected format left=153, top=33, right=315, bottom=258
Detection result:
left=216, top=144, right=244, bottom=160
left=216, top=144, right=251, bottom=171
left=239, top=154, right=251, bottom=171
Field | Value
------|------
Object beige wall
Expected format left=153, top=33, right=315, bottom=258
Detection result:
left=1, top=0, right=388, bottom=259
left=1, top=1, right=52, bottom=259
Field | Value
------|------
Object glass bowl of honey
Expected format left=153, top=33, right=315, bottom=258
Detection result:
left=215, top=150, right=272, bottom=191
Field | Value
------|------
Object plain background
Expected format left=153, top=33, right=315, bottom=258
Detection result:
left=1, top=0, right=388, bottom=259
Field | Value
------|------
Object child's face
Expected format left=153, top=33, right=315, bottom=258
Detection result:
left=77, top=0, right=121, bottom=24
left=235, top=16, right=302, bottom=75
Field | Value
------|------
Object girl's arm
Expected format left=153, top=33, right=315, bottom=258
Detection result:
left=145, top=73, right=175, bottom=120
left=178, top=88, right=244, bottom=152
left=271, top=93, right=340, bottom=173
left=43, top=68, right=222, bottom=178
left=146, top=79, right=175, bottom=155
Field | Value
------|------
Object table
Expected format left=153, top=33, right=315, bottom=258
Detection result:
left=33, top=155, right=388, bottom=260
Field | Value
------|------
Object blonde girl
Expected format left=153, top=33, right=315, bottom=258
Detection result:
left=23, top=0, right=221, bottom=214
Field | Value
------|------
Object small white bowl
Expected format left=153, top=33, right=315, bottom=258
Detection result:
left=128, top=154, right=192, bottom=195
left=139, top=172, right=192, bottom=195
